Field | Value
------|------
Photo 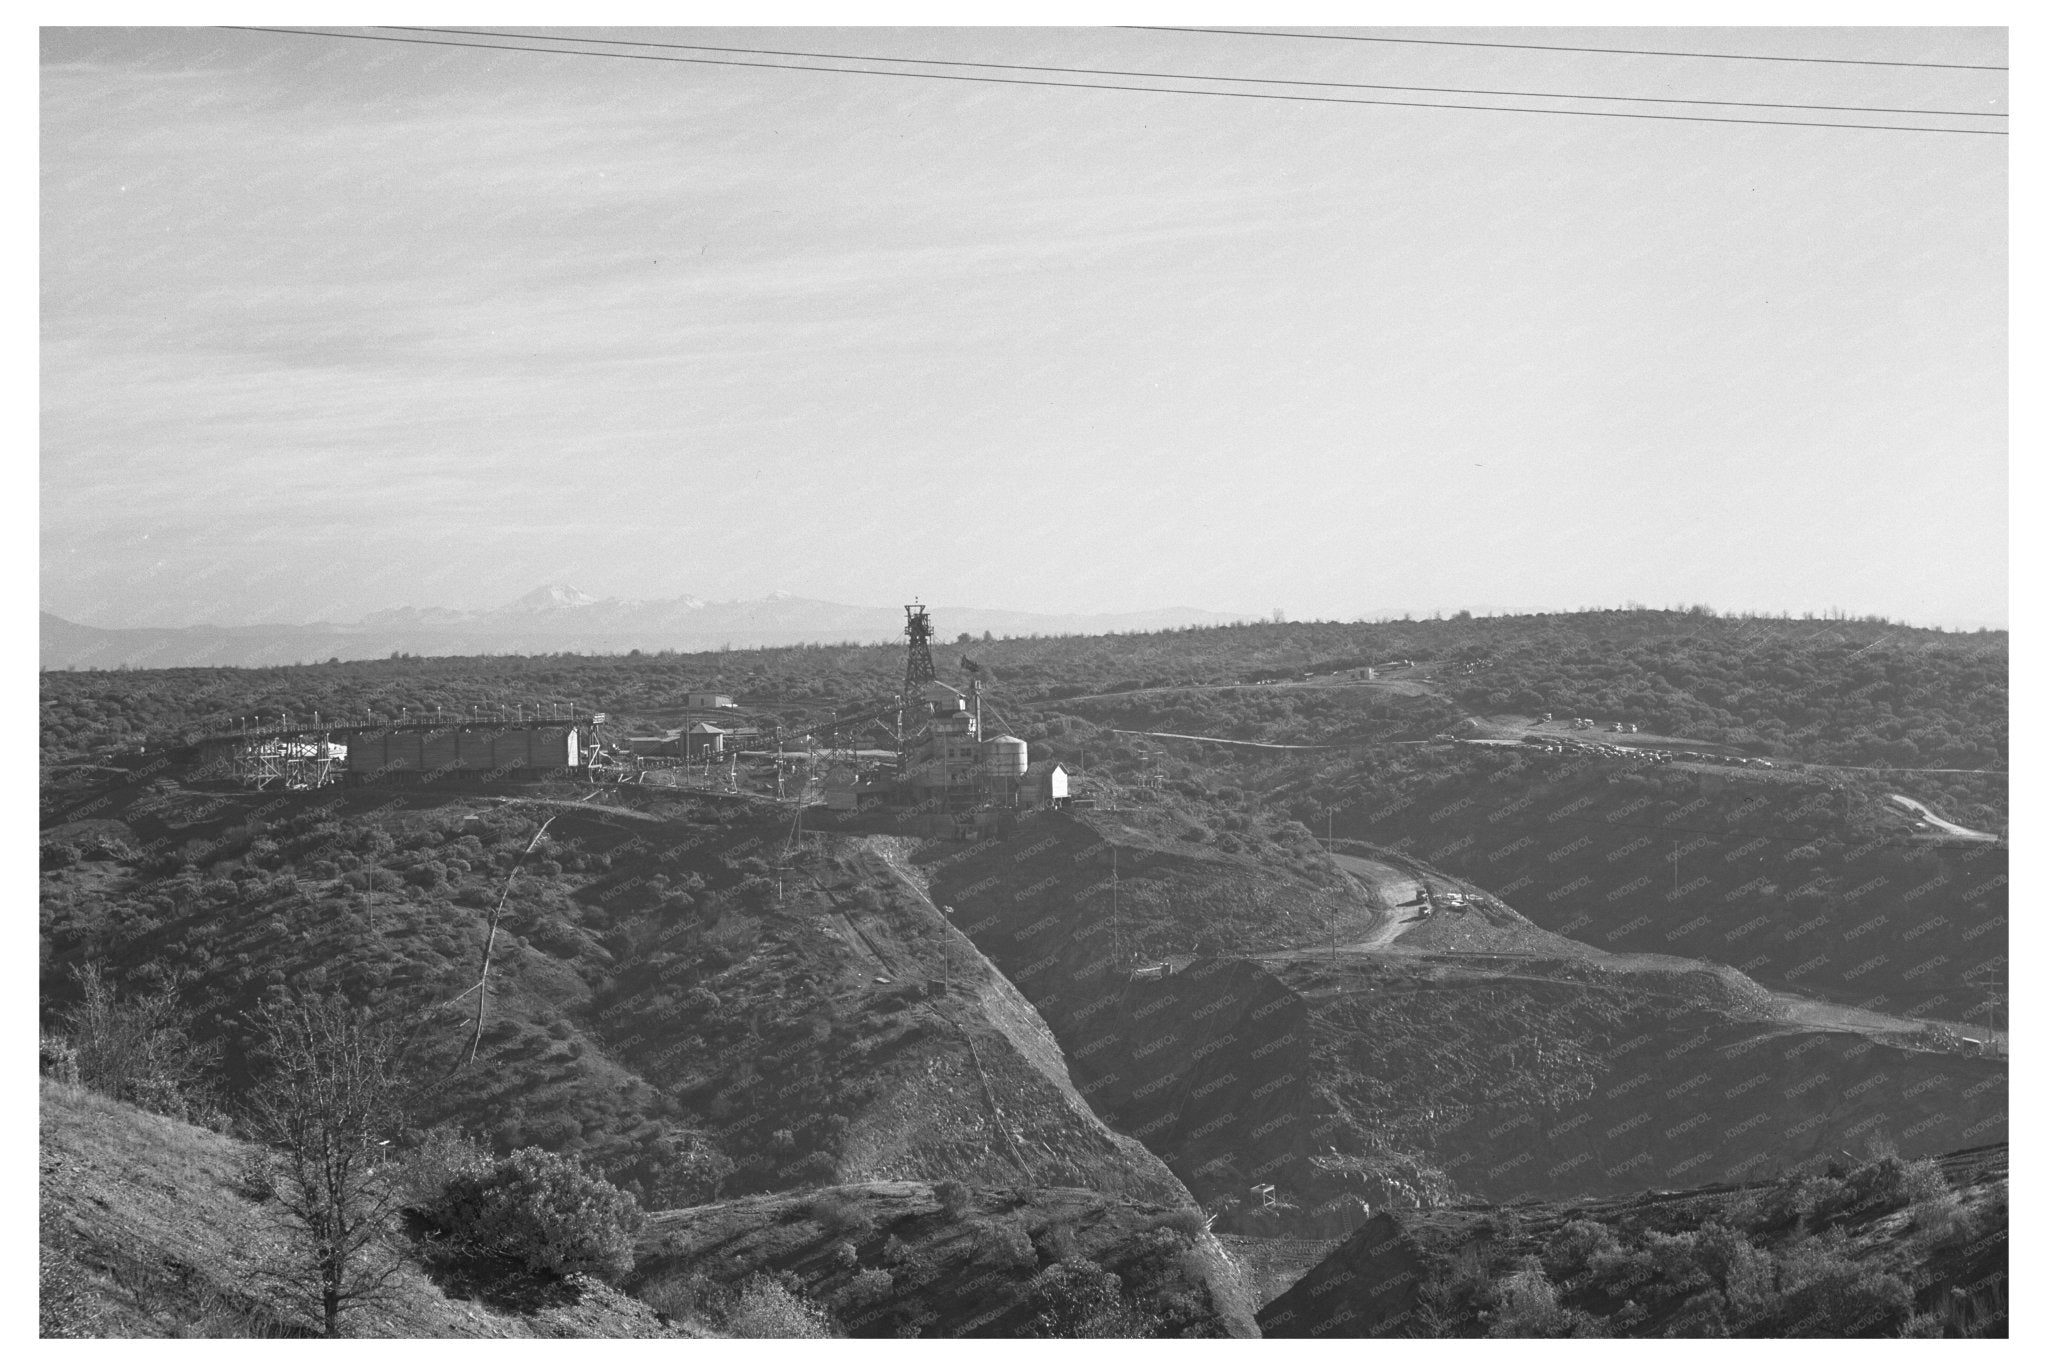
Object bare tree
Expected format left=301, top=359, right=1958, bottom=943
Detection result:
left=57, top=962, right=219, bottom=1122
left=244, top=994, right=416, bottom=1337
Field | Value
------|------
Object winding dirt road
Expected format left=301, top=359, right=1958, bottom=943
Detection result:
left=1886, top=794, right=1998, bottom=841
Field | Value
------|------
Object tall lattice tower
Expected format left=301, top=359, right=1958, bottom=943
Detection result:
left=903, top=602, right=937, bottom=694
left=897, top=603, right=937, bottom=756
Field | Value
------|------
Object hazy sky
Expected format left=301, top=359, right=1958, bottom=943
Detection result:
left=41, top=24, right=2007, bottom=629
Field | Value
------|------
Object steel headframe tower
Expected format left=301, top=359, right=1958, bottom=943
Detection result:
left=898, top=602, right=937, bottom=755
left=903, top=602, right=937, bottom=692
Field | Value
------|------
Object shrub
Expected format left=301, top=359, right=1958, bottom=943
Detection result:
left=395, top=1126, right=492, bottom=1207
left=1541, top=1218, right=1620, bottom=1280
left=428, top=1146, right=645, bottom=1283
left=1022, top=1260, right=1156, bottom=1338
left=797, top=1190, right=873, bottom=1237
left=1898, top=1157, right=1950, bottom=1205
left=836, top=1267, right=894, bottom=1310
left=1765, top=1241, right=1913, bottom=1337
left=1909, top=1192, right=1974, bottom=1245
left=1659, top=1288, right=1731, bottom=1338
left=934, top=1180, right=972, bottom=1217
left=1421, top=1244, right=1502, bottom=1323
left=641, top=1270, right=732, bottom=1323
left=972, top=1217, right=1037, bottom=1270
left=1633, top=1230, right=1712, bottom=1301
left=1141, top=1206, right=1211, bottom=1242
left=1034, top=1218, right=1083, bottom=1266
left=1486, top=1261, right=1605, bottom=1338
left=57, top=963, right=219, bottom=1124
left=724, top=1275, right=838, bottom=1338
left=404, top=861, right=448, bottom=890
left=1844, top=1154, right=1906, bottom=1202
left=1684, top=1222, right=1774, bottom=1321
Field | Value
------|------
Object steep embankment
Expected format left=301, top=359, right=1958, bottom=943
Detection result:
left=927, top=813, right=1455, bottom=1232
left=633, top=1180, right=1258, bottom=1338
left=582, top=828, right=1191, bottom=1204
left=929, top=806, right=1425, bottom=1219
left=39, top=1078, right=682, bottom=1339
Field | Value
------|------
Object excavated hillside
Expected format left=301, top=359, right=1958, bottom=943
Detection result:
left=925, top=812, right=2006, bottom=1234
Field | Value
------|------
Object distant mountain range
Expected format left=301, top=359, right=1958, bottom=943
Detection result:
left=39, top=588, right=1253, bottom=670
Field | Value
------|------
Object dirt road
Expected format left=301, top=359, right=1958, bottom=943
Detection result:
left=1886, top=794, right=1998, bottom=841
left=1248, top=854, right=2008, bottom=1055
left=1767, top=990, right=2007, bottom=1052
left=1108, top=729, right=1341, bottom=752
left=1327, top=853, right=1425, bottom=949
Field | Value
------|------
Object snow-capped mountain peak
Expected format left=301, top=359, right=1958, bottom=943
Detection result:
left=512, top=584, right=601, bottom=611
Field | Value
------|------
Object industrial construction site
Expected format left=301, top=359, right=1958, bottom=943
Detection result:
left=188, top=604, right=1074, bottom=835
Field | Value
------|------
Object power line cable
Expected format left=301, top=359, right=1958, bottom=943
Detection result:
left=223, top=28, right=2006, bottom=136
left=1128, top=26, right=2009, bottom=72
left=385, top=26, right=2005, bottom=120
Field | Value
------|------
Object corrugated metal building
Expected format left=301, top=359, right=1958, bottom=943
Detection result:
left=348, top=725, right=578, bottom=775
left=350, top=731, right=424, bottom=773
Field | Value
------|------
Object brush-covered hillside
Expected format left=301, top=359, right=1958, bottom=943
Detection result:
left=1259, top=1142, right=2006, bottom=1338
left=39, top=784, right=1189, bottom=1209
left=40, top=603, right=2007, bottom=1336
left=39, top=1078, right=686, bottom=1339
left=41, top=1075, right=1249, bottom=1340
left=631, top=1180, right=1257, bottom=1338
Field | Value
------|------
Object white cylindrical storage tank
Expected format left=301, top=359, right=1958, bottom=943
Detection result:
left=982, top=734, right=1028, bottom=777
